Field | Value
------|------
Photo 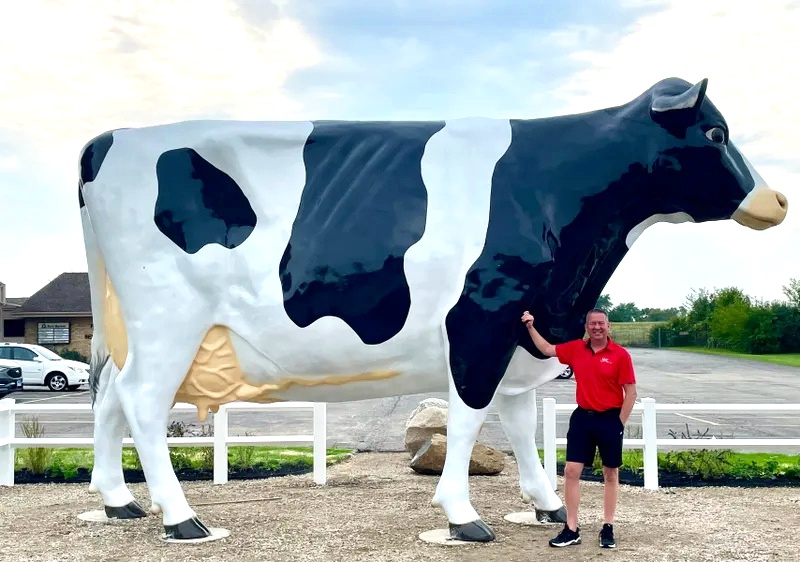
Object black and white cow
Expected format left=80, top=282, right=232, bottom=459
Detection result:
left=77, top=77, right=787, bottom=542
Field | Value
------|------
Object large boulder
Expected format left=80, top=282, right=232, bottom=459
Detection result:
left=409, top=434, right=505, bottom=475
left=404, top=397, right=449, bottom=428
left=404, top=399, right=448, bottom=456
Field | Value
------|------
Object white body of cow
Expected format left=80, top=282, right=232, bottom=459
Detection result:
left=81, top=117, right=568, bottom=540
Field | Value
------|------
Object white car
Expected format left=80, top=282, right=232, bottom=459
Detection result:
left=0, top=343, right=89, bottom=391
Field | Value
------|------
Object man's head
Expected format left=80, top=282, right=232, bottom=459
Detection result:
left=585, top=308, right=610, bottom=344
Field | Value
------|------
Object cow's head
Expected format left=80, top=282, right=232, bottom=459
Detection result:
left=626, top=77, right=787, bottom=244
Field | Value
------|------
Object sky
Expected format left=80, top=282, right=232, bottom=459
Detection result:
left=1, top=0, right=798, bottom=310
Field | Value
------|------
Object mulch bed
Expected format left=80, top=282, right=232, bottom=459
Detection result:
left=562, top=463, right=800, bottom=488
left=14, top=462, right=800, bottom=488
left=13, top=465, right=313, bottom=485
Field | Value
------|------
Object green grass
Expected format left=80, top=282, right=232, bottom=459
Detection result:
left=15, top=446, right=354, bottom=478
left=669, top=346, right=800, bottom=367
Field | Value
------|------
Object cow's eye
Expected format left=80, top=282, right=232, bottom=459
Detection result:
left=705, top=127, right=727, bottom=144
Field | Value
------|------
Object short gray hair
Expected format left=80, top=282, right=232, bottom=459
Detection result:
left=585, top=308, right=609, bottom=322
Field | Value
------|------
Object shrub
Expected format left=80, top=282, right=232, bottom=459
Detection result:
left=58, top=349, right=89, bottom=363
left=660, top=450, right=733, bottom=480
left=18, top=417, right=53, bottom=474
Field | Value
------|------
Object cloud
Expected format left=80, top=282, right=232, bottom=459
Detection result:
left=0, top=0, right=322, bottom=157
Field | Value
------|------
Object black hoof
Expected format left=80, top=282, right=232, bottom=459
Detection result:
left=164, top=516, right=211, bottom=540
left=535, top=506, right=568, bottom=524
left=449, top=520, right=495, bottom=542
left=104, top=501, right=148, bottom=519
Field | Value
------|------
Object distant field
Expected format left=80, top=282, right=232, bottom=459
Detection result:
left=608, top=321, right=664, bottom=346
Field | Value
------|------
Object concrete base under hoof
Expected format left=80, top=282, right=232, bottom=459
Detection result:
left=504, top=511, right=560, bottom=525
left=161, top=527, right=231, bottom=544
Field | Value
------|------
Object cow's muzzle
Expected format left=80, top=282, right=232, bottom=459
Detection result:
left=732, top=186, right=788, bottom=230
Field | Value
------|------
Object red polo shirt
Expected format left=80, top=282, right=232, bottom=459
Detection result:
left=555, top=338, right=636, bottom=411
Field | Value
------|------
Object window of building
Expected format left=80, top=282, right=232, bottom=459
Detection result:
left=3, top=319, right=24, bottom=338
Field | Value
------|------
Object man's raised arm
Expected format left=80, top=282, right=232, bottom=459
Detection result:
left=521, top=310, right=557, bottom=357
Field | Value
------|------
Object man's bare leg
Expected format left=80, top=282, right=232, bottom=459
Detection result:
left=564, top=461, right=584, bottom=530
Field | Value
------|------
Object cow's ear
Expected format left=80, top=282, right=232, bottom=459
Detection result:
left=649, top=78, right=709, bottom=135
left=650, top=78, right=708, bottom=116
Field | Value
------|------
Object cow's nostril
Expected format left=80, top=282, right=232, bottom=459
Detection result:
left=776, top=192, right=788, bottom=210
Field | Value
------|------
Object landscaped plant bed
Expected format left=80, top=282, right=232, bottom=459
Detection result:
left=12, top=445, right=354, bottom=485
left=14, top=464, right=317, bottom=485
left=554, top=447, right=800, bottom=488
left=560, top=464, right=800, bottom=488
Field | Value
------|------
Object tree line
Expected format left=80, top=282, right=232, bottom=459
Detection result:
left=595, top=294, right=682, bottom=323
left=598, top=278, right=800, bottom=354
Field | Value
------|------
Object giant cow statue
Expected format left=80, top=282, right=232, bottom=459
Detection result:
left=77, top=77, right=787, bottom=542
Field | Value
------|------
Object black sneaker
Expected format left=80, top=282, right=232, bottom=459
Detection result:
left=549, top=524, right=581, bottom=547
left=599, top=523, right=616, bottom=548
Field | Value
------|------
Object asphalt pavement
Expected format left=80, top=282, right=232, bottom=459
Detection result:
left=5, top=349, right=800, bottom=453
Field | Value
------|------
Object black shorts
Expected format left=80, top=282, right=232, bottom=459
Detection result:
left=566, top=407, right=625, bottom=468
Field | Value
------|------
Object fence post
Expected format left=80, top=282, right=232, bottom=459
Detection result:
left=543, top=398, right=557, bottom=490
left=213, top=404, right=229, bottom=485
left=313, top=402, right=327, bottom=485
left=641, top=397, right=658, bottom=490
left=0, top=398, right=15, bottom=486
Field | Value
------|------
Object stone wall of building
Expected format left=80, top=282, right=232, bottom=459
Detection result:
left=24, top=316, right=93, bottom=360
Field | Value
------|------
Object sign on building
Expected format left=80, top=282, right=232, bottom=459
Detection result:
left=37, top=321, right=71, bottom=344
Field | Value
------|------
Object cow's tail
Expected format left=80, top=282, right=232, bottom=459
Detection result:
left=79, top=193, right=116, bottom=407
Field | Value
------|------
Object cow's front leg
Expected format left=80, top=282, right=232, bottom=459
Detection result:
left=494, top=389, right=566, bottom=524
left=88, top=360, right=147, bottom=520
left=430, top=378, right=495, bottom=542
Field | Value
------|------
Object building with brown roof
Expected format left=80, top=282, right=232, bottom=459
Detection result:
left=0, top=274, right=93, bottom=360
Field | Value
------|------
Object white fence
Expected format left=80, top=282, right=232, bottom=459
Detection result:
left=3, top=395, right=799, bottom=491
left=0, top=398, right=327, bottom=487
left=542, top=397, right=800, bottom=490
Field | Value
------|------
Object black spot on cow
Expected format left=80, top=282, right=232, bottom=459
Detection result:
left=154, top=148, right=257, bottom=254
left=444, top=115, right=657, bottom=409
left=78, top=130, right=116, bottom=209
left=280, top=120, right=445, bottom=345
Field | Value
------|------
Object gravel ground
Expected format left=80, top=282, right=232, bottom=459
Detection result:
left=1, top=452, right=798, bottom=562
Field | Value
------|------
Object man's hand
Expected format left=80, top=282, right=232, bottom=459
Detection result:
left=521, top=310, right=534, bottom=328
left=620, top=383, right=637, bottom=427
left=521, top=310, right=557, bottom=357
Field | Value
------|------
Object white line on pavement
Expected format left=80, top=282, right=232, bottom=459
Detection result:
left=674, top=413, right=722, bottom=426
left=17, top=392, right=88, bottom=404
left=14, top=420, right=92, bottom=424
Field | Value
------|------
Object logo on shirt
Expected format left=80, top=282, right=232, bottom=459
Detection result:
left=600, top=357, right=612, bottom=364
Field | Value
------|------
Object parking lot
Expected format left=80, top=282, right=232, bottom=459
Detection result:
left=4, top=348, right=800, bottom=452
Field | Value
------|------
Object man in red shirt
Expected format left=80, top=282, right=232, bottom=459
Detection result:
left=521, top=308, right=637, bottom=549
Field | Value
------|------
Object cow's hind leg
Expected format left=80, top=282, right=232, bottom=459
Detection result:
left=115, top=325, right=218, bottom=541
left=430, top=377, right=495, bottom=542
left=88, top=357, right=147, bottom=520
left=494, top=389, right=566, bottom=524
